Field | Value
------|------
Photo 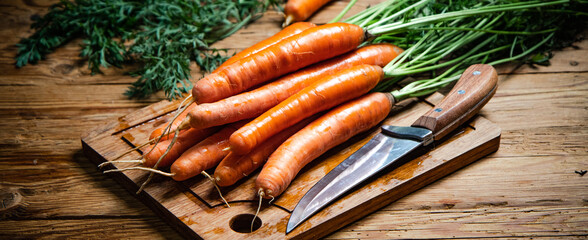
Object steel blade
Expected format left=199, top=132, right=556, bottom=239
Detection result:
left=287, top=126, right=430, bottom=233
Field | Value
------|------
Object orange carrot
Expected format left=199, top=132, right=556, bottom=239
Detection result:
left=283, top=0, right=334, bottom=27
left=185, top=44, right=403, bottom=130
left=170, top=121, right=247, bottom=181
left=214, top=22, right=316, bottom=73
left=142, top=127, right=219, bottom=168
left=257, top=92, right=394, bottom=198
left=229, top=64, right=384, bottom=155
left=191, top=22, right=365, bottom=104
left=214, top=116, right=317, bottom=187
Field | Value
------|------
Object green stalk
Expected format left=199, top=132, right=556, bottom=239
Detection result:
left=396, top=17, right=497, bottom=71
left=345, top=0, right=584, bottom=102
left=384, top=28, right=493, bottom=76
left=368, top=0, right=429, bottom=28
left=413, top=27, right=558, bottom=35
left=367, top=0, right=569, bottom=35
left=384, top=30, right=435, bottom=71
left=488, top=33, right=555, bottom=65
left=357, top=1, right=396, bottom=28
left=391, top=32, right=556, bottom=101
left=343, top=0, right=399, bottom=25
left=329, top=0, right=358, bottom=23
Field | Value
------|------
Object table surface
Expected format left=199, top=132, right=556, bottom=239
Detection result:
left=1, top=1, right=586, bottom=239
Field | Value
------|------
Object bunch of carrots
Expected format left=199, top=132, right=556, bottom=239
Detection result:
left=101, top=0, right=585, bottom=206
left=105, top=22, right=405, bottom=199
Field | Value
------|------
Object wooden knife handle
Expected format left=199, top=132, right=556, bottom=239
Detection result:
left=411, top=64, right=498, bottom=141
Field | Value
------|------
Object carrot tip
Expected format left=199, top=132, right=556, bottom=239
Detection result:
left=257, top=188, right=264, bottom=198
left=282, top=15, right=295, bottom=28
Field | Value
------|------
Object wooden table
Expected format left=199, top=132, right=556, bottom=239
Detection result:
left=1, top=1, right=586, bottom=239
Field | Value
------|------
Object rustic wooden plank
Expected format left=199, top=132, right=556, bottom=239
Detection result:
left=0, top=218, right=182, bottom=240
left=328, top=206, right=588, bottom=239
left=0, top=151, right=165, bottom=217
left=485, top=72, right=588, bottom=130
left=0, top=85, right=158, bottom=109
left=495, top=127, right=587, bottom=157
left=379, top=154, right=587, bottom=210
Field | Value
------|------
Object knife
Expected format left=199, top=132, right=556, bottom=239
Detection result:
left=286, top=64, right=498, bottom=233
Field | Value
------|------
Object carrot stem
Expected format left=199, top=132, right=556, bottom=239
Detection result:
left=366, top=1, right=569, bottom=35
left=343, top=0, right=396, bottom=27
left=391, top=31, right=555, bottom=100
left=328, top=0, right=357, bottom=23
left=367, top=0, right=428, bottom=28
left=487, top=32, right=555, bottom=65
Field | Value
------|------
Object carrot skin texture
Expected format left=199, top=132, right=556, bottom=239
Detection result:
left=187, top=44, right=403, bottom=130
left=149, top=103, right=198, bottom=141
left=230, top=64, right=384, bottom=155
left=192, top=23, right=365, bottom=104
left=256, top=92, right=394, bottom=198
left=171, top=121, right=247, bottom=181
left=143, top=127, right=218, bottom=168
left=284, top=0, right=333, bottom=26
left=214, top=116, right=316, bottom=187
left=214, top=22, right=316, bottom=73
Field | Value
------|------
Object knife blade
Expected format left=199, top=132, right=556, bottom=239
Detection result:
left=287, top=64, right=498, bottom=233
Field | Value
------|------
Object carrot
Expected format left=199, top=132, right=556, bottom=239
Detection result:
left=283, top=0, right=333, bottom=27
left=185, top=43, right=403, bottom=130
left=191, top=22, right=365, bottom=104
left=229, top=64, right=384, bottom=155
left=214, top=116, right=317, bottom=187
left=142, top=127, right=219, bottom=168
left=214, top=22, right=316, bottom=73
left=170, top=121, right=247, bottom=181
left=256, top=92, right=394, bottom=198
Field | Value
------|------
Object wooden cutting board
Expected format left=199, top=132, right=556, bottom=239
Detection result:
left=81, top=92, right=501, bottom=240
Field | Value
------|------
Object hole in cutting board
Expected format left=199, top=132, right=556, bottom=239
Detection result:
left=229, top=214, right=262, bottom=233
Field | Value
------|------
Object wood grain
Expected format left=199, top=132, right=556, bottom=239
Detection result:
left=0, top=0, right=586, bottom=239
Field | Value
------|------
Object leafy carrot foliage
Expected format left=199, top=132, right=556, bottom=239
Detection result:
left=15, top=0, right=278, bottom=99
